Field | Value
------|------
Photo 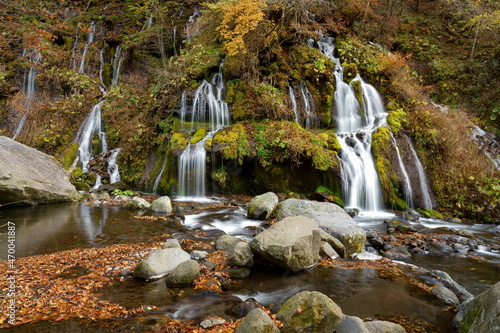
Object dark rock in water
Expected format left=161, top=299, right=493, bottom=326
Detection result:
left=455, top=281, right=500, bottom=332
left=216, top=235, right=241, bottom=251
left=383, top=245, right=411, bottom=260
left=344, top=207, right=360, bottom=217
left=0, top=136, right=78, bottom=205
left=428, top=240, right=455, bottom=256
left=96, top=181, right=130, bottom=193
left=369, top=237, right=385, bottom=249
left=224, top=267, right=251, bottom=279
left=233, top=298, right=260, bottom=317
left=432, top=283, right=460, bottom=306
left=430, top=270, right=473, bottom=303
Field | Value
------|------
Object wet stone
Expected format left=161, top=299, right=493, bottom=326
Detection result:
left=233, top=298, right=260, bottom=317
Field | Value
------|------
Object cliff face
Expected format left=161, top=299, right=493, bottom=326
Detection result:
left=0, top=0, right=498, bottom=220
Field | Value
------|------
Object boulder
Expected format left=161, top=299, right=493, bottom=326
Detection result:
left=383, top=245, right=412, bottom=260
left=0, top=136, right=78, bottom=205
left=432, top=284, right=460, bottom=306
left=227, top=241, right=254, bottom=268
left=273, top=199, right=365, bottom=257
left=319, top=229, right=347, bottom=258
left=133, top=248, right=190, bottom=279
left=336, top=315, right=370, bottom=333
left=277, top=291, right=343, bottom=333
left=364, top=320, right=406, bottom=333
left=165, top=260, right=200, bottom=287
left=250, top=216, right=321, bottom=271
left=224, top=267, right=251, bottom=279
left=320, top=242, right=340, bottom=260
left=124, top=196, right=151, bottom=210
left=233, top=298, right=261, bottom=317
left=190, top=250, right=208, bottom=260
left=235, top=308, right=280, bottom=333
left=428, top=270, right=473, bottom=303
left=455, top=281, right=500, bottom=332
left=150, top=196, right=173, bottom=214
left=200, top=317, right=226, bottom=329
left=247, top=192, right=279, bottom=220
left=162, top=238, right=181, bottom=249
left=216, top=235, right=242, bottom=251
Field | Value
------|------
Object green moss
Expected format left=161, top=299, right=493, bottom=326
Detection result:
left=387, top=101, right=408, bottom=133
left=212, top=123, right=251, bottom=164
left=190, top=127, right=207, bottom=144
left=417, top=208, right=444, bottom=219
left=169, top=132, right=188, bottom=151
left=63, top=143, right=79, bottom=169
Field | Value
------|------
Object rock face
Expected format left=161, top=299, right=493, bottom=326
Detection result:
left=150, top=196, right=173, bottom=214
left=273, top=199, right=366, bottom=256
left=0, top=136, right=78, bottom=205
left=247, top=192, right=279, bottom=220
left=455, top=281, right=500, bottom=333
left=235, top=308, right=280, bottom=333
left=250, top=216, right=321, bottom=271
left=277, top=291, right=343, bottom=333
left=133, top=248, right=190, bottom=279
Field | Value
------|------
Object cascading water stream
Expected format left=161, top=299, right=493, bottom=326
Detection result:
left=108, top=148, right=122, bottom=184
left=13, top=50, right=42, bottom=140
left=152, top=156, right=168, bottom=194
left=390, top=131, right=414, bottom=208
left=405, top=135, right=433, bottom=209
left=111, top=46, right=124, bottom=87
left=316, top=36, right=386, bottom=212
left=77, top=100, right=107, bottom=172
left=288, top=84, right=299, bottom=123
left=78, top=21, right=96, bottom=74
left=299, top=82, right=319, bottom=129
left=178, top=63, right=229, bottom=196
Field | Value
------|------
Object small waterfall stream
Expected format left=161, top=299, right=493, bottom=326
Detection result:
left=152, top=156, right=168, bottom=194
left=177, top=64, right=229, bottom=196
left=390, top=131, right=414, bottom=207
left=406, top=135, right=433, bottom=209
left=78, top=21, right=96, bottom=74
left=316, top=36, right=387, bottom=211
left=288, top=84, right=299, bottom=123
left=13, top=50, right=42, bottom=140
left=77, top=100, right=107, bottom=172
left=111, top=46, right=124, bottom=87
left=299, top=82, right=319, bottom=129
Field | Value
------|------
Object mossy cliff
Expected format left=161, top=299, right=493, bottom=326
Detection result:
left=0, top=0, right=498, bottom=220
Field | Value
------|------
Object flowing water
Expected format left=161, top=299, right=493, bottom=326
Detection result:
left=76, top=100, right=107, bottom=172
left=390, top=131, right=414, bottom=207
left=1, top=199, right=499, bottom=332
left=406, top=135, right=434, bottom=209
left=288, top=83, right=299, bottom=123
left=78, top=21, right=96, bottom=74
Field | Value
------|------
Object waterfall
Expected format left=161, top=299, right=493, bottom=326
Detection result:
left=187, top=64, right=230, bottom=132
left=13, top=51, right=42, bottom=140
left=178, top=135, right=212, bottom=197
left=152, top=156, right=168, bottom=194
left=179, top=91, right=188, bottom=130
left=390, top=131, right=414, bottom=207
left=108, top=148, right=122, bottom=184
left=99, top=46, right=106, bottom=88
left=111, top=46, right=124, bottom=87
left=177, top=63, right=229, bottom=196
left=317, top=36, right=386, bottom=211
left=78, top=21, right=95, bottom=74
left=185, top=9, right=200, bottom=41
left=299, top=82, right=319, bottom=129
left=288, top=84, right=299, bottom=123
left=77, top=100, right=107, bottom=172
left=405, top=136, right=433, bottom=209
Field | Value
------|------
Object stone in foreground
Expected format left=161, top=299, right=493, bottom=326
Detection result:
left=235, top=308, right=280, bottom=333
left=277, top=291, right=343, bottom=333
left=0, top=136, right=78, bottom=205
left=247, top=192, right=279, bottom=220
left=134, top=248, right=190, bottom=279
left=165, top=260, right=200, bottom=287
left=150, top=195, right=173, bottom=214
left=250, top=216, right=321, bottom=271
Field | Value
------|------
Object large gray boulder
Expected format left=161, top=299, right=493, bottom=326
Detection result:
left=277, top=291, right=343, bottom=333
left=150, top=196, right=173, bottom=214
left=273, top=199, right=366, bottom=256
left=133, top=248, right=190, bottom=279
left=235, top=308, right=280, bottom=333
left=247, top=192, right=279, bottom=220
left=227, top=241, right=254, bottom=268
left=250, top=216, right=321, bottom=271
left=455, top=281, right=500, bottom=332
left=0, top=136, right=78, bottom=205
left=336, top=315, right=370, bottom=333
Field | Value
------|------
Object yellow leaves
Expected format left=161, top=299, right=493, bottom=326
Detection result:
left=212, top=0, right=267, bottom=57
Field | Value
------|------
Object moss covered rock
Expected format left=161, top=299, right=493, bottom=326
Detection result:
left=277, top=291, right=343, bottom=333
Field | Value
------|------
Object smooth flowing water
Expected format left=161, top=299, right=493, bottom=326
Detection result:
left=390, top=131, right=414, bottom=207
left=76, top=100, right=107, bottom=172
left=406, top=135, right=434, bottom=209
left=78, top=21, right=96, bottom=74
